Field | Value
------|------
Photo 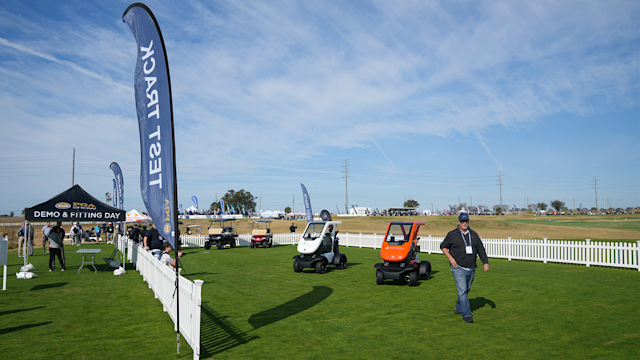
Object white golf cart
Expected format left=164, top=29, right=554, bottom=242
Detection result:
left=293, top=221, right=347, bottom=274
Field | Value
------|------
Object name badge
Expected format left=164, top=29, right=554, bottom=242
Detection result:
left=466, top=246, right=473, bottom=254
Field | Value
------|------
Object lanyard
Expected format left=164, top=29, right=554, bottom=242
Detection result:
left=459, top=228, right=471, bottom=246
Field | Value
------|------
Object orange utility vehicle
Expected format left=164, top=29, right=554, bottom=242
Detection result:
left=374, top=221, right=431, bottom=286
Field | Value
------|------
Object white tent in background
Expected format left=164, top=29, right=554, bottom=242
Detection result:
left=185, top=206, right=198, bottom=214
left=126, top=209, right=151, bottom=222
left=422, top=209, right=432, bottom=216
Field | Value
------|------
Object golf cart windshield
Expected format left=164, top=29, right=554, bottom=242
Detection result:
left=186, top=225, right=202, bottom=235
left=385, top=223, right=414, bottom=245
left=303, top=222, right=325, bottom=240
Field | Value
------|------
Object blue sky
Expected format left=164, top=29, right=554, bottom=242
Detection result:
left=0, top=0, right=638, bottom=215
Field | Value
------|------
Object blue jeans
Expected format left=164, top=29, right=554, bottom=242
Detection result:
left=451, top=265, right=475, bottom=318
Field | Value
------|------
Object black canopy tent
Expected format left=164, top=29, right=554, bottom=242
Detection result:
left=25, top=184, right=125, bottom=223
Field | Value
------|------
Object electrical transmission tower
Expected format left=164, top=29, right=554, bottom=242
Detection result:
left=497, top=171, right=504, bottom=211
left=343, top=160, right=350, bottom=213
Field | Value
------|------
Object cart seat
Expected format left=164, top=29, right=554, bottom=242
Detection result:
left=252, top=229, right=268, bottom=236
left=208, top=228, right=223, bottom=235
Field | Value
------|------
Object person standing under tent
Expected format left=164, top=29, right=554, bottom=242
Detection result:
left=440, top=213, right=489, bottom=323
left=144, top=223, right=163, bottom=258
left=41, top=221, right=52, bottom=252
left=106, top=223, right=114, bottom=244
left=159, top=241, right=184, bottom=268
left=48, top=222, right=66, bottom=272
left=70, top=222, right=82, bottom=246
left=94, top=224, right=102, bottom=241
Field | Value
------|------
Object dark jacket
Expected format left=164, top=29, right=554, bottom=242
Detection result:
left=440, top=226, right=489, bottom=269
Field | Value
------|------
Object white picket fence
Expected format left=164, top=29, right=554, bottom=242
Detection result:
left=1, top=236, right=8, bottom=290
left=182, top=233, right=640, bottom=271
left=121, top=235, right=203, bottom=360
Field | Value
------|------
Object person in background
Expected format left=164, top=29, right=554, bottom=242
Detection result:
left=106, top=223, right=114, bottom=244
left=290, top=223, right=297, bottom=233
left=17, top=221, right=34, bottom=257
left=140, top=225, right=148, bottom=244
left=94, top=224, right=102, bottom=241
left=130, top=224, right=141, bottom=243
left=70, top=222, right=82, bottom=246
left=41, top=221, right=52, bottom=252
left=48, top=221, right=66, bottom=271
left=159, top=241, right=184, bottom=268
left=144, top=223, right=163, bottom=258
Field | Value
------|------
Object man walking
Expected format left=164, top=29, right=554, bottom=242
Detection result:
left=440, top=213, right=489, bottom=323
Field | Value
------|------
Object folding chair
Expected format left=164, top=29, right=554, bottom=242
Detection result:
left=102, top=241, right=120, bottom=271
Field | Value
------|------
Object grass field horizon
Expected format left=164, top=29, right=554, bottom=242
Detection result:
left=2, top=214, right=638, bottom=250
left=1, top=240, right=638, bottom=359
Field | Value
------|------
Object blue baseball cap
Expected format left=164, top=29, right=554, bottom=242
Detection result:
left=458, top=213, right=469, bottom=221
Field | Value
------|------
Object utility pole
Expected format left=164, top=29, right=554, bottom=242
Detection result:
left=593, top=177, right=598, bottom=210
left=497, top=171, right=504, bottom=211
left=71, top=147, right=75, bottom=186
left=343, top=160, right=350, bottom=212
left=603, top=186, right=605, bottom=211
left=292, top=194, right=295, bottom=213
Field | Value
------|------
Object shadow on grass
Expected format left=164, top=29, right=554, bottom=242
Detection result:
left=200, top=305, right=257, bottom=358
left=248, top=286, right=332, bottom=331
left=0, top=306, right=45, bottom=316
left=0, top=321, right=53, bottom=335
left=30, top=283, right=67, bottom=291
left=346, top=262, right=362, bottom=267
left=470, top=297, right=496, bottom=311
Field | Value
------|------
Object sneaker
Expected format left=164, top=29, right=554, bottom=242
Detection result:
left=454, top=308, right=463, bottom=315
left=61, top=268, right=65, bottom=272
left=49, top=269, right=52, bottom=272
left=463, top=317, right=474, bottom=323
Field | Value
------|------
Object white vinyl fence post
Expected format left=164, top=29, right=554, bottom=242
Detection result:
left=373, top=233, right=377, bottom=249
left=359, top=233, right=362, bottom=248
left=508, top=237, right=512, bottom=261
left=543, top=238, right=548, bottom=264
left=636, top=241, right=640, bottom=272
left=192, top=279, right=204, bottom=360
left=428, top=235, right=432, bottom=254
left=585, top=239, right=591, bottom=267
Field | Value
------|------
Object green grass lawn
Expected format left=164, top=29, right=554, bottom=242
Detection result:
left=1, top=243, right=639, bottom=359
left=503, top=218, right=640, bottom=231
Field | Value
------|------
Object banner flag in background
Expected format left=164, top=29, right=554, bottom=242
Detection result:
left=109, top=162, right=124, bottom=211
left=220, top=200, right=225, bottom=214
left=301, top=183, right=313, bottom=223
left=179, top=204, right=182, bottom=214
left=192, top=196, right=198, bottom=210
left=123, top=4, right=178, bottom=249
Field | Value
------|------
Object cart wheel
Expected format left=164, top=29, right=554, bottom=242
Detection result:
left=419, top=261, right=431, bottom=280
left=409, top=270, right=418, bottom=286
left=293, top=260, right=302, bottom=273
left=376, top=269, right=384, bottom=285
left=338, top=256, right=347, bottom=270
left=204, top=241, right=211, bottom=250
left=315, top=261, right=326, bottom=274
left=250, top=241, right=254, bottom=248
left=269, top=241, right=273, bottom=248
left=231, top=242, right=236, bottom=248
left=217, top=242, right=224, bottom=250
